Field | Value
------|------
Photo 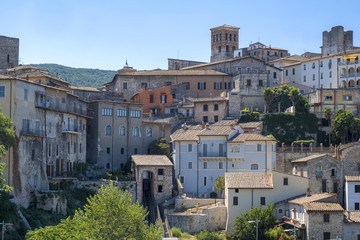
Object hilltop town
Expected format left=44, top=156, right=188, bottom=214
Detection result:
left=1, top=25, right=360, bottom=240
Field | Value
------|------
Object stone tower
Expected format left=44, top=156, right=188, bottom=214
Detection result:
left=210, top=25, right=239, bottom=62
left=321, top=26, right=353, bottom=55
left=0, top=35, right=19, bottom=70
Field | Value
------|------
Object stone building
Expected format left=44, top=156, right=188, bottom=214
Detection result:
left=335, top=141, right=360, bottom=176
left=236, top=42, right=290, bottom=62
left=291, top=154, right=343, bottom=203
left=168, top=58, right=205, bottom=70
left=322, top=26, right=354, bottom=56
left=191, top=97, right=228, bottom=123
left=0, top=35, right=19, bottom=69
left=132, top=155, right=173, bottom=204
left=86, top=100, right=171, bottom=172
left=0, top=75, right=89, bottom=207
left=210, top=25, right=239, bottom=62
left=105, top=66, right=231, bottom=100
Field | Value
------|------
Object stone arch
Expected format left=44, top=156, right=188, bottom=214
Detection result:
left=341, top=68, right=347, bottom=75
left=357, top=67, right=360, bottom=73
left=348, top=80, right=355, bottom=87
left=349, top=67, right=355, bottom=74
left=341, top=80, right=347, bottom=88
left=357, top=79, right=360, bottom=87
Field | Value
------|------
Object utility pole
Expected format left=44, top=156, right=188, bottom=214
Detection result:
left=1, top=221, right=13, bottom=240
left=248, top=219, right=260, bottom=240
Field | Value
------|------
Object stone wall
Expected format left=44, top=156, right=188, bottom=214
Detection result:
left=0, top=35, right=19, bottom=69
left=340, top=142, right=360, bottom=176
left=35, top=191, right=67, bottom=215
left=168, top=59, right=205, bottom=70
left=322, top=26, right=353, bottom=55
left=174, top=198, right=224, bottom=210
left=306, top=211, right=343, bottom=240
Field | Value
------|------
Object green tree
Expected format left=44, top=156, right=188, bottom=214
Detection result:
left=233, top=204, right=277, bottom=240
left=323, top=107, right=333, bottom=127
left=350, top=117, right=360, bottom=141
left=333, top=109, right=354, bottom=143
left=26, top=184, right=162, bottom=240
left=269, top=85, right=292, bottom=112
left=148, top=138, right=171, bottom=159
left=214, top=176, right=225, bottom=198
left=262, top=88, right=275, bottom=113
left=265, top=226, right=291, bottom=240
left=288, top=87, right=301, bottom=111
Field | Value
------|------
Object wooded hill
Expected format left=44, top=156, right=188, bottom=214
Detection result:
left=32, top=64, right=117, bottom=87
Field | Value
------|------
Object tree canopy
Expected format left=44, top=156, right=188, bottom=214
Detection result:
left=233, top=204, right=277, bottom=240
left=333, top=109, right=360, bottom=143
left=214, top=176, right=225, bottom=198
left=26, top=184, right=162, bottom=240
left=148, top=138, right=171, bottom=159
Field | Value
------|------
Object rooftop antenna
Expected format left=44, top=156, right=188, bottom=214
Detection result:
left=125, top=60, right=129, bottom=67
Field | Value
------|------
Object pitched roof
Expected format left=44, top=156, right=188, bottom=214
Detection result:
left=17, top=71, right=69, bottom=84
left=170, top=125, right=204, bottom=141
left=197, top=125, right=237, bottom=136
left=191, top=97, right=228, bottom=102
left=116, top=69, right=228, bottom=76
left=70, top=85, right=101, bottom=92
left=291, top=154, right=334, bottom=163
left=132, top=155, right=173, bottom=166
left=288, top=193, right=337, bottom=205
left=345, top=176, right=360, bottom=182
left=303, top=202, right=344, bottom=212
left=344, top=211, right=360, bottom=223
left=238, top=122, right=262, bottom=129
left=210, top=24, right=240, bottom=30
left=225, top=172, right=273, bottom=189
left=229, top=133, right=275, bottom=142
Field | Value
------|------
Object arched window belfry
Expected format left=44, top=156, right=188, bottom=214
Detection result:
left=105, top=125, right=112, bottom=136
left=119, top=126, right=126, bottom=136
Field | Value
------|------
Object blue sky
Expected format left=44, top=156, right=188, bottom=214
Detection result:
left=2, top=0, right=360, bottom=70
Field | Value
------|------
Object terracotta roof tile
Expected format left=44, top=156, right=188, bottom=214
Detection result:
left=117, top=70, right=228, bottom=76
left=171, top=125, right=204, bottom=141
left=288, top=193, right=337, bottom=205
left=238, top=122, right=262, bottom=129
left=345, top=176, right=360, bottom=182
left=132, top=155, right=173, bottom=166
left=344, top=211, right=360, bottom=223
left=291, top=154, right=333, bottom=163
left=303, top=202, right=344, bottom=212
left=197, top=125, right=237, bottom=136
left=191, top=97, right=228, bottom=102
left=229, top=133, right=275, bottom=142
left=226, top=172, right=273, bottom=189
left=17, top=71, right=69, bottom=84
left=70, top=85, right=101, bottom=91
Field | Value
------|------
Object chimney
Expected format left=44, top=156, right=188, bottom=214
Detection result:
left=205, top=123, right=210, bottom=129
left=201, top=122, right=205, bottom=129
left=306, top=188, right=311, bottom=197
left=347, top=211, right=351, bottom=220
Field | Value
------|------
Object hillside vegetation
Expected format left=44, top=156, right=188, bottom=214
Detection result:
left=32, top=64, right=117, bottom=87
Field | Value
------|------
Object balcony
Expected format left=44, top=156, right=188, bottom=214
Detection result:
left=62, top=127, right=82, bottom=135
left=22, top=129, right=44, bottom=137
left=338, top=60, right=359, bottom=66
left=199, top=152, right=226, bottom=161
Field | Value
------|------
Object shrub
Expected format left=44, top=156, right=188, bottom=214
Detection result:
left=171, top=227, right=182, bottom=238
left=196, top=230, right=224, bottom=240
left=210, top=192, right=218, bottom=198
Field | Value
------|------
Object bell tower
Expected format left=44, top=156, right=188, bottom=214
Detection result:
left=210, top=25, right=239, bottom=62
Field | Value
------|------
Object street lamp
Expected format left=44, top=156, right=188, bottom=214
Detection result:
left=248, top=219, right=260, bottom=240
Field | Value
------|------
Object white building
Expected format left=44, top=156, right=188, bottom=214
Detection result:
left=171, top=120, right=276, bottom=197
left=224, top=171, right=308, bottom=232
left=345, top=176, right=360, bottom=211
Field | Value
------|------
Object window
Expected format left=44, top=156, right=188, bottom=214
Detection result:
left=198, top=82, right=206, bottom=90
left=251, top=164, right=259, bottom=170
left=229, top=34, right=232, bottom=41
left=303, top=76, right=306, bottom=82
left=214, top=116, right=218, bottom=122
left=233, top=196, right=238, bottom=205
left=320, top=61, right=323, bottom=67
left=246, top=79, right=251, bottom=86
left=134, top=148, right=138, bottom=154
left=188, top=162, right=192, bottom=169
left=219, top=162, right=223, bottom=169
left=68, top=142, right=70, bottom=154
left=48, top=144, right=52, bottom=157
left=31, top=150, right=35, bottom=161
left=316, top=165, right=322, bottom=176
left=257, top=144, right=262, bottom=151
left=133, top=127, right=139, bottom=136
left=146, top=127, right=152, bottom=137
left=121, top=148, right=124, bottom=154
left=203, top=162, right=207, bottom=169
left=117, top=109, right=127, bottom=117
left=79, top=144, right=82, bottom=153
left=260, top=197, right=266, bottom=205
left=214, top=104, right=219, bottom=111
left=234, top=34, right=236, bottom=41
left=123, top=82, right=127, bottom=89
left=203, top=116, right=208, bottom=122
left=188, top=144, right=192, bottom=152
left=102, top=108, right=113, bottom=116
left=214, top=82, right=222, bottom=89
left=119, top=126, right=126, bottom=136
left=225, top=82, right=231, bottom=89
left=203, top=104, right=208, bottom=111
left=343, top=95, right=352, bottom=101
left=355, top=202, right=360, bottom=210
left=105, top=125, right=112, bottom=136
left=203, top=176, right=207, bottom=186
left=283, top=177, right=288, bottom=185
left=329, top=71, right=332, bottom=78
left=232, top=163, right=234, bottom=167
left=355, top=185, right=360, bottom=193
left=0, top=86, right=5, bottom=97
left=292, top=68, right=295, bottom=75
left=273, top=72, right=277, bottom=79
left=56, top=145, right=59, bottom=156
left=258, top=80, right=263, bottom=86
left=150, top=95, right=154, bottom=103
left=218, top=46, right=221, bottom=53
left=323, top=232, right=330, bottom=240
left=312, top=63, right=315, bottom=69
left=180, top=176, right=184, bottom=183
left=184, top=82, right=190, bottom=90
left=22, top=119, right=30, bottom=134
left=107, top=147, right=110, bottom=154
left=324, top=213, right=330, bottom=222
left=158, top=169, right=164, bottom=175
left=235, top=188, right=239, bottom=193
left=333, top=182, right=338, bottom=193
left=161, top=95, right=167, bottom=103
left=303, top=64, right=306, bottom=70
left=225, top=33, right=228, bottom=40
left=24, top=89, right=28, bottom=101
left=130, top=110, right=141, bottom=118
left=324, top=96, right=333, bottom=101
left=322, top=179, right=327, bottom=192
left=158, top=185, right=163, bottom=192
left=313, top=74, right=315, bottom=81
left=331, top=166, right=336, bottom=176
left=106, top=163, right=110, bottom=169
left=321, top=73, right=323, bottom=79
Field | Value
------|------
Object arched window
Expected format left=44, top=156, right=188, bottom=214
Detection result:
left=218, top=46, right=221, bottom=53
left=226, top=45, right=229, bottom=52
left=251, top=164, right=259, bottom=170
left=119, top=126, right=126, bottom=136
left=229, top=34, right=232, bottom=41
left=146, top=127, right=152, bottom=137
left=105, top=125, right=112, bottom=136
left=133, top=127, right=139, bottom=137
